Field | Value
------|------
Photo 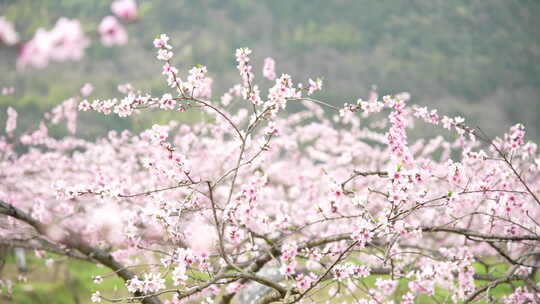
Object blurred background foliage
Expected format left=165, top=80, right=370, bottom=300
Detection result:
left=0, top=0, right=539, bottom=140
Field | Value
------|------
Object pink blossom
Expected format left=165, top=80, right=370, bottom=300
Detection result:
left=236, top=47, right=253, bottom=86
left=79, top=100, right=91, bottom=111
left=503, top=287, right=536, bottom=304
left=142, top=273, right=165, bottom=293
left=402, top=292, right=415, bottom=304
left=183, top=65, right=212, bottom=98
left=186, top=219, right=215, bottom=254
left=159, top=93, right=176, bottom=110
left=153, top=34, right=172, bottom=49
left=351, top=220, right=373, bottom=247
left=375, top=278, right=397, bottom=294
left=48, top=18, right=89, bottom=61
left=98, top=16, right=128, bottom=47
left=295, top=274, right=315, bottom=291
left=111, top=0, right=138, bottom=21
left=172, top=265, right=188, bottom=286
left=81, top=83, right=94, bottom=97
left=16, top=18, right=89, bottom=69
left=0, top=17, right=18, bottom=45
left=157, top=48, right=173, bottom=61
left=1, top=87, right=14, bottom=95
left=262, top=57, right=276, bottom=80
left=90, top=291, right=101, bottom=303
left=352, top=265, right=371, bottom=278
left=242, top=85, right=262, bottom=105
left=307, top=78, right=322, bottom=95
left=368, top=85, right=378, bottom=102
left=126, top=276, right=143, bottom=293
left=264, top=121, right=279, bottom=136
left=5, top=107, right=17, bottom=136
left=266, top=73, right=297, bottom=113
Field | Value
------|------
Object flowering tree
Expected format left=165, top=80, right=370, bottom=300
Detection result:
left=1, top=33, right=539, bottom=304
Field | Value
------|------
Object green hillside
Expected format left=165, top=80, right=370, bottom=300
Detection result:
left=1, top=0, right=539, bottom=140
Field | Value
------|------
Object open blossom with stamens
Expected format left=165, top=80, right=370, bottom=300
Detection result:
left=78, top=100, right=91, bottom=111
left=351, top=220, right=373, bottom=247
left=159, top=93, right=176, bottom=110
left=153, top=34, right=172, bottom=49
left=295, top=273, right=315, bottom=291
left=161, top=63, right=179, bottom=87
left=264, top=121, right=279, bottom=136
left=226, top=225, right=244, bottom=244
left=242, top=85, right=263, bottom=106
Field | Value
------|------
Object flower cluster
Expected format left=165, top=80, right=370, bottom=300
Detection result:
left=154, top=35, right=213, bottom=100
left=266, top=74, right=300, bottom=114
left=126, top=273, right=166, bottom=294
left=10, top=2, right=137, bottom=70
left=386, top=95, right=413, bottom=166
left=17, top=18, right=89, bottom=69
left=280, top=242, right=299, bottom=275
left=236, top=47, right=253, bottom=86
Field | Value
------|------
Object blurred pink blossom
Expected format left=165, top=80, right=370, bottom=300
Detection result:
left=16, top=18, right=89, bottom=70
left=186, top=219, right=216, bottom=254
left=5, top=107, right=17, bottom=136
left=111, top=0, right=138, bottom=21
left=262, top=57, right=276, bottom=80
left=98, top=16, right=128, bottom=47
left=0, top=17, right=19, bottom=45
left=1, top=87, right=14, bottom=95
left=17, top=29, right=53, bottom=70
left=48, top=18, right=89, bottom=61
left=80, top=83, right=94, bottom=97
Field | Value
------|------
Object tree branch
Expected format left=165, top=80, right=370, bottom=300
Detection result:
left=0, top=200, right=162, bottom=304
